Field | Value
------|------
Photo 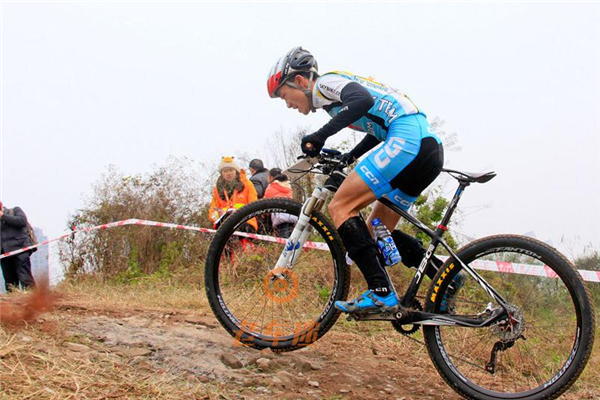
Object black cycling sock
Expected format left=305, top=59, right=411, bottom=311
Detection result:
left=338, top=216, right=391, bottom=294
left=392, top=230, right=441, bottom=280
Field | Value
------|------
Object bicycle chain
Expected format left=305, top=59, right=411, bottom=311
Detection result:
left=391, top=298, right=423, bottom=336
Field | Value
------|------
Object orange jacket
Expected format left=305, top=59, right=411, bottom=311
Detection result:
left=264, top=180, right=293, bottom=199
left=209, top=169, right=258, bottom=230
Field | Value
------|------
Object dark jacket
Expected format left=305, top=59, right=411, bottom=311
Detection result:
left=0, top=207, right=32, bottom=253
left=250, top=169, right=269, bottom=199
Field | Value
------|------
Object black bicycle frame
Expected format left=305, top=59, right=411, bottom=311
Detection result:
left=378, top=179, right=511, bottom=327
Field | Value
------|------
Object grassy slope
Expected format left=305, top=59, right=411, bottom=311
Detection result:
left=1, top=277, right=598, bottom=399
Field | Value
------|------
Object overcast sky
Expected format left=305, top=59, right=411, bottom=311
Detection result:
left=1, top=2, right=599, bottom=266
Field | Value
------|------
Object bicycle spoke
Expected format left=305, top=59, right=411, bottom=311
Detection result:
left=207, top=200, right=348, bottom=348
left=424, top=238, right=593, bottom=399
left=225, top=281, right=262, bottom=314
left=207, top=190, right=594, bottom=400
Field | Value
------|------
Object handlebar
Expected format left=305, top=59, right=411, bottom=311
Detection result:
left=293, top=148, right=348, bottom=177
left=296, top=148, right=342, bottom=162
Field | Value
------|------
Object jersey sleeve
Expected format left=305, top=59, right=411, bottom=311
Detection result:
left=313, top=75, right=375, bottom=140
left=314, top=74, right=352, bottom=105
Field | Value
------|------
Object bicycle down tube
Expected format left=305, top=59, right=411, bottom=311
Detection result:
left=378, top=182, right=511, bottom=312
left=275, top=163, right=511, bottom=321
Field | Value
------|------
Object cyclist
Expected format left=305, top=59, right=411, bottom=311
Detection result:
left=267, top=46, right=447, bottom=313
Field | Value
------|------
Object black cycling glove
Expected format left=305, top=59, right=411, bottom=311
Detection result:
left=301, top=132, right=327, bottom=157
left=339, top=152, right=356, bottom=166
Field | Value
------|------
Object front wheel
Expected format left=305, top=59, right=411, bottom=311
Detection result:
left=205, top=198, right=350, bottom=351
left=423, top=235, right=595, bottom=399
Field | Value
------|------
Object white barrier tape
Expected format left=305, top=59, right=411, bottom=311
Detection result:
left=1, top=219, right=598, bottom=283
left=438, top=256, right=600, bottom=283
left=0, top=218, right=214, bottom=260
left=0, top=218, right=329, bottom=259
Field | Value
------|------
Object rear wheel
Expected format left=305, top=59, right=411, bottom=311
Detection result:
left=423, top=235, right=595, bottom=399
left=205, top=198, right=350, bottom=351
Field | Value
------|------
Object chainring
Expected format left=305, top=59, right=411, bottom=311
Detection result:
left=391, top=298, right=423, bottom=336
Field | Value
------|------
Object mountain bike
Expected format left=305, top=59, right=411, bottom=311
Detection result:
left=205, top=149, right=595, bottom=400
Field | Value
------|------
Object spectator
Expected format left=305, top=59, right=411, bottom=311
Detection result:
left=264, top=169, right=298, bottom=238
left=0, top=201, right=36, bottom=292
left=249, top=158, right=269, bottom=199
left=208, top=156, right=258, bottom=232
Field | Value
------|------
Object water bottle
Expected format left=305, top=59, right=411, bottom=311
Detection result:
left=372, top=218, right=402, bottom=266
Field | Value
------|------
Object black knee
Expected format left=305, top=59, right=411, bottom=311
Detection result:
left=338, top=216, right=377, bottom=260
left=338, top=216, right=391, bottom=292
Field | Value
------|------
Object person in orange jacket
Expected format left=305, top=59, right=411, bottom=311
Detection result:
left=263, top=168, right=298, bottom=238
left=209, top=156, right=258, bottom=232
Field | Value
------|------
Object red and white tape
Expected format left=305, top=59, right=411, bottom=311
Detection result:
left=0, top=219, right=210, bottom=260
left=0, top=218, right=329, bottom=259
left=437, top=256, right=600, bottom=283
left=1, top=219, right=598, bottom=283
left=1, top=219, right=212, bottom=260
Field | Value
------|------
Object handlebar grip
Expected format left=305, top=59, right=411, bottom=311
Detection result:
left=321, top=148, right=342, bottom=156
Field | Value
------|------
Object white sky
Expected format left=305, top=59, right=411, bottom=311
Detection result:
left=1, top=2, right=599, bottom=263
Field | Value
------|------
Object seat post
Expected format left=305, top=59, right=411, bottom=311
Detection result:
left=433, top=181, right=469, bottom=238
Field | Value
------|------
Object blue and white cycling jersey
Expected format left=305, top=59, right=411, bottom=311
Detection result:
left=312, top=71, right=424, bottom=141
left=309, top=70, right=442, bottom=210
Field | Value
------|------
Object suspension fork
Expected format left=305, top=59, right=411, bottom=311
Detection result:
left=272, top=186, right=331, bottom=271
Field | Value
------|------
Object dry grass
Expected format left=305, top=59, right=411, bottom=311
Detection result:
left=50, top=278, right=600, bottom=393
left=56, top=275, right=209, bottom=313
left=1, top=277, right=599, bottom=399
left=0, top=279, right=222, bottom=400
left=0, top=329, right=219, bottom=399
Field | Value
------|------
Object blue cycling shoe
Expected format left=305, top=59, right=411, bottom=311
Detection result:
left=440, top=270, right=467, bottom=313
left=335, top=290, right=399, bottom=313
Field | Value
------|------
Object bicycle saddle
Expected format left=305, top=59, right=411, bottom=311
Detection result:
left=443, top=168, right=496, bottom=184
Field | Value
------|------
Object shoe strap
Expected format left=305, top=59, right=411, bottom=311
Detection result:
left=366, top=292, right=384, bottom=307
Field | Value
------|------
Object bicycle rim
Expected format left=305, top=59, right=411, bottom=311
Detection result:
left=424, top=235, right=594, bottom=399
left=205, top=198, right=349, bottom=351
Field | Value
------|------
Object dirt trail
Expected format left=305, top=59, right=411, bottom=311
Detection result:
left=5, top=292, right=596, bottom=400
left=51, top=300, right=460, bottom=400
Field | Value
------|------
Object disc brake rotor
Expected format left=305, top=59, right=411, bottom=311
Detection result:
left=491, top=304, right=526, bottom=342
